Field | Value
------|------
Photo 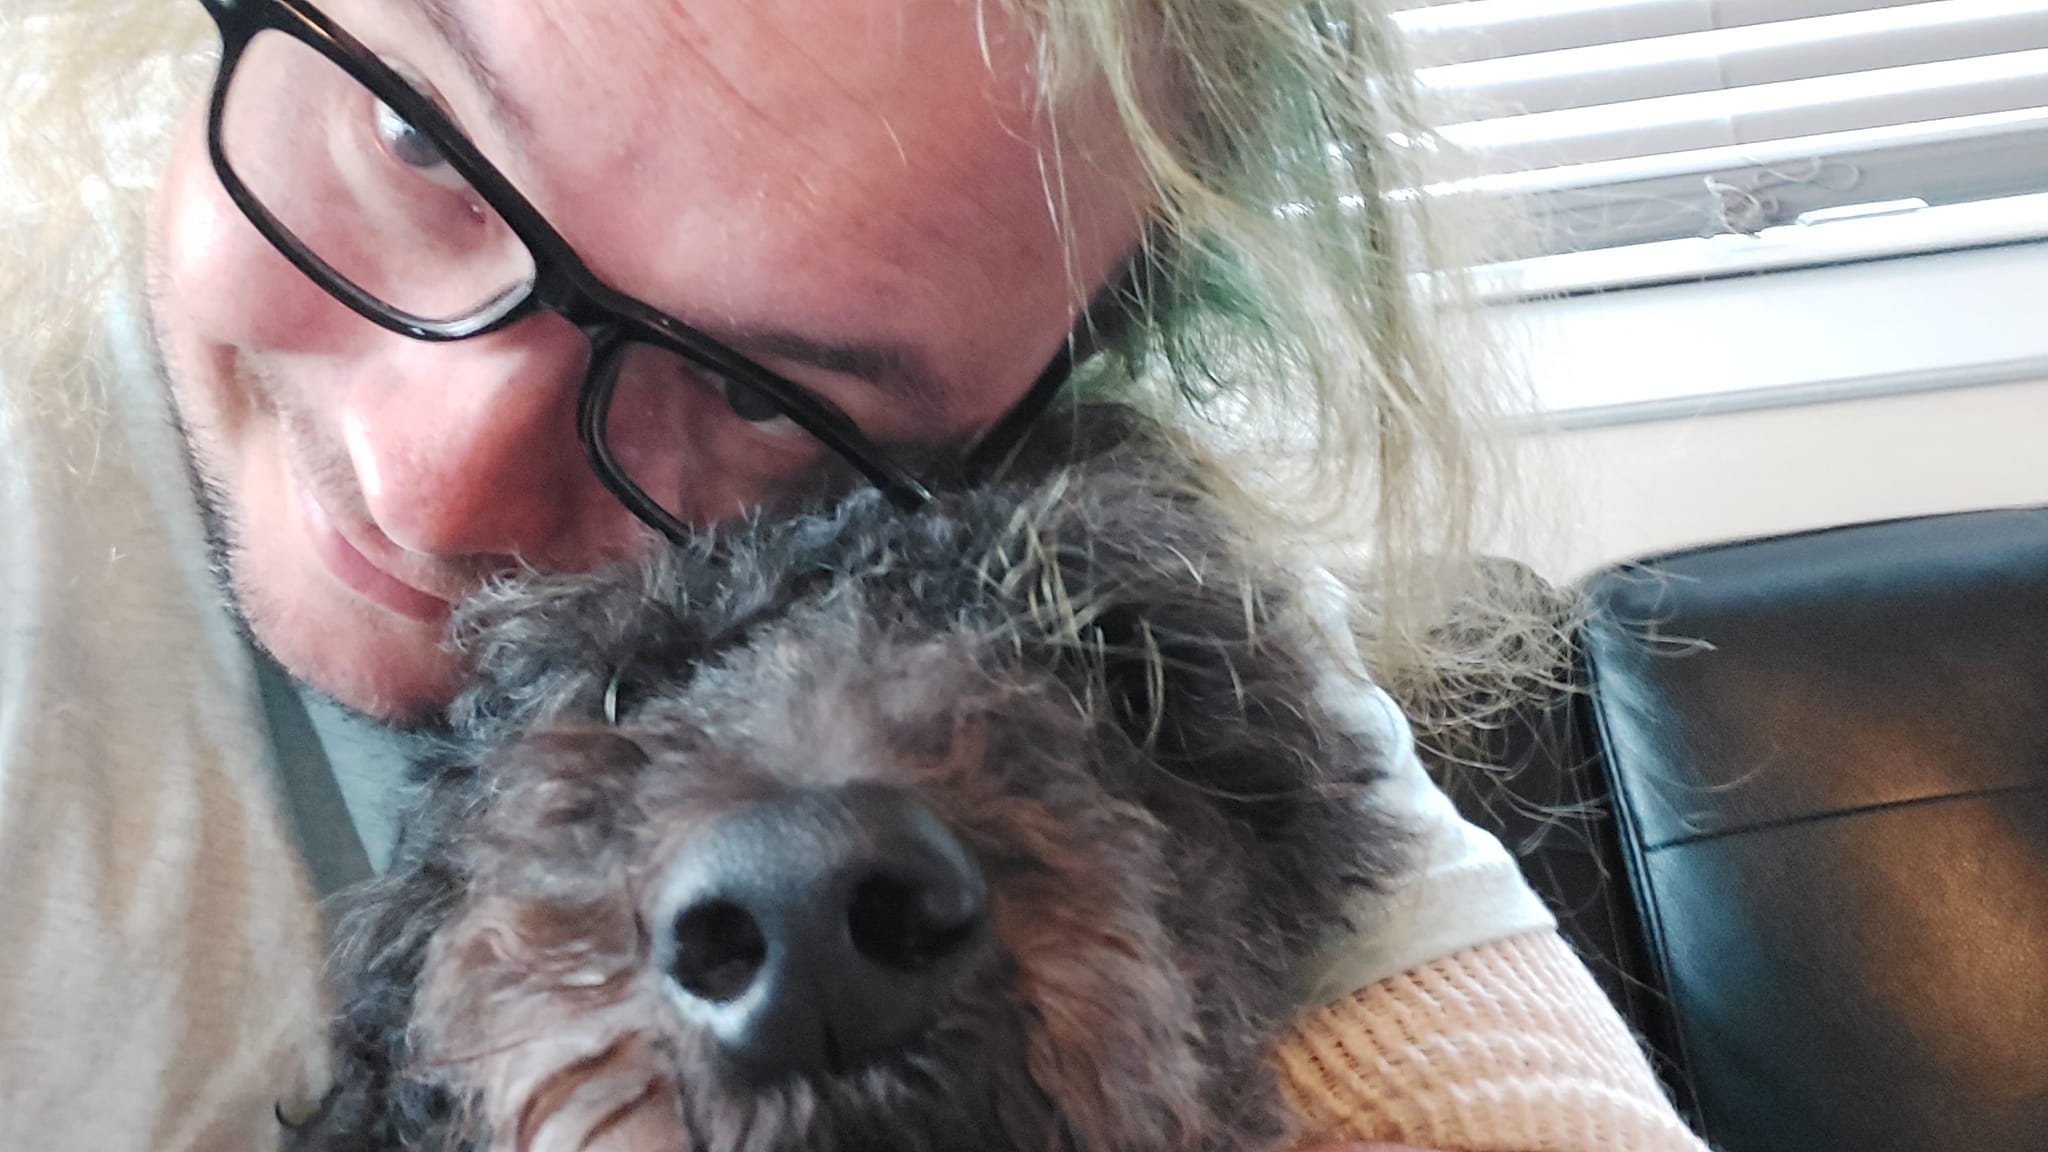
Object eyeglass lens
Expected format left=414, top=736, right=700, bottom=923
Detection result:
left=218, top=30, right=536, bottom=327
left=594, top=341, right=828, bottom=526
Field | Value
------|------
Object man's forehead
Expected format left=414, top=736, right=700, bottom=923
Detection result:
left=402, top=0, right=1047, bottom=118
left=385, top=0, right=1072, bottom=211
left=399, top=1, right=1107, bottom=253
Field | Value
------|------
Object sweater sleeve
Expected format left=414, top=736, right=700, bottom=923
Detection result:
left=1272, top=929, right=1709, bottom=1152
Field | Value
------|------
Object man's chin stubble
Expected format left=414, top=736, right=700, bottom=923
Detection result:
left=145, top=316, right=453, bottom=735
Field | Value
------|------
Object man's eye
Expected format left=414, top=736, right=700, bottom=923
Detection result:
left=720, top=378, right=790, bottom=425
left=373, top=98, right=468, bottom=190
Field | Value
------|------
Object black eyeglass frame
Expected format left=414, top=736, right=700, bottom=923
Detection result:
left=194, top=0, right=1081, bottom=540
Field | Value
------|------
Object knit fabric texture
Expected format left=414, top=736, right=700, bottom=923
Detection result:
left=1273, top=930, right=1709, bottom=1151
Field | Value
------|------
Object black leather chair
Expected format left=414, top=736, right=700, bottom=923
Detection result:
left=1444, top=508, right=2048, bottom=1152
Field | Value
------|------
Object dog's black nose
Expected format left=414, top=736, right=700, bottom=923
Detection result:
left=654, top=783, right=988, bottom=1080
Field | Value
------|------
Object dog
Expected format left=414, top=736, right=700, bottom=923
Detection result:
left=289, top=415, right=1408, bottom=1152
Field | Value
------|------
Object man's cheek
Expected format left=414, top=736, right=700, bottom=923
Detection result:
left=155, top=114, right=356, bottom=355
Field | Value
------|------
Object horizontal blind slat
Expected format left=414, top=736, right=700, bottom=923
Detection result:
left=1420, top=0, right=2048, bottom=118
left=1480, top=191, right=2048, bottom=298
left=1397, top=0, right=2048, bottom=281
left=1397, top=0, right=1946, bottom=66
left=1437, top=47, right=2048, bottom=170
left=1445, top=108, right=2048, bottom=254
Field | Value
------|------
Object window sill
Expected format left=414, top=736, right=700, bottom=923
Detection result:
left=1499, top=236, right=2048, bottom=431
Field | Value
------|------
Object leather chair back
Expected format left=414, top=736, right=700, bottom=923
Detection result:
left=1447, top=509, right=2048, bottom=1151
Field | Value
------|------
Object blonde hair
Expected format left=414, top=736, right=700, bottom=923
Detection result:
left=0, top=0, right=1561, bottom=749
left=1021, top=0, right=1562, bottom=748
left=1, top=1, right=209, bottom=428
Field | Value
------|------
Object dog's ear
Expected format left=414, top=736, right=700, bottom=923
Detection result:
left=994, top=463, right=1411, bottom=953
left=1001, top=466, right=1374, bottom=811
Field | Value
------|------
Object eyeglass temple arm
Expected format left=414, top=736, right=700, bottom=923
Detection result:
left=958, top=341, right=1079, bottom=485
left=959, top=249, right=1149, bottom=484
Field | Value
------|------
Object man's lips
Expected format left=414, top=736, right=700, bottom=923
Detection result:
left=296, top=483, right=454, bottom=624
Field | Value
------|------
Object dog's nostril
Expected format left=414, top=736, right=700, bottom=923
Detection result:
left=848, top=873, right=980, bottom=972
left=670, top=899, right=767, bottom=1003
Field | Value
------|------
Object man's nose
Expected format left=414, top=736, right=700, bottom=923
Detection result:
left=341, top=313, right=638, bottom=566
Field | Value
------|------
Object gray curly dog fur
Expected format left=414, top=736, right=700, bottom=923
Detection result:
left=287, top=411, right=1408, bottom=1152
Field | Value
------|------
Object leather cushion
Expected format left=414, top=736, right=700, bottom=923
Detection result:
left=1582, top=508, right=2048, bottom=1152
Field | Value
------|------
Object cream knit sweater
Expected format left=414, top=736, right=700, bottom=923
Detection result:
left=1276, top=930, right=1709, bottom=1151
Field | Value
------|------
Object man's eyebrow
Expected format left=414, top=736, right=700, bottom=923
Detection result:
left=409, top=0, right=533, bottom=141
left=727, top=326, right=950, bottom=408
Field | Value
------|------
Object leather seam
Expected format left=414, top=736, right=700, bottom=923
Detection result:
left=1583, top=630, right=1704, bottom=1120
left=1641, top=780, right=2045, bottom=853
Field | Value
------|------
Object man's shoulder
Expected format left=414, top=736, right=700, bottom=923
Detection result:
left=0, top=317, right=334, bottom=1152
left=1293, top=659, right=1558, bottom=1008
left=0, top=324, right=184, bottom=596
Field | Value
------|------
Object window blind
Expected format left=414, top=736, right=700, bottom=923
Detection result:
left=1392, top=0, right=2048, bottom=270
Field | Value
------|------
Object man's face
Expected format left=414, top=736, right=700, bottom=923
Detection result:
left=148, top=0, right=1147, bottom=724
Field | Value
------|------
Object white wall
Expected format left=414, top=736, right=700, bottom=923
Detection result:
left=1504, top=378, right=2048, bottom=580
left=1488, top=239, right=2048, bottom=581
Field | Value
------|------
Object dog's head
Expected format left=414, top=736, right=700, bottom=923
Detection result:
left=386, top=449, right=1406, bottom=1152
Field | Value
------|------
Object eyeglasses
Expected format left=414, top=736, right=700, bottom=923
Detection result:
left=192, top=0, right=1078, bottom=542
